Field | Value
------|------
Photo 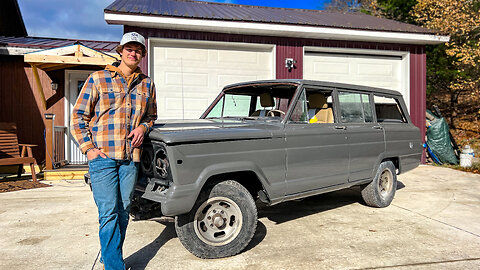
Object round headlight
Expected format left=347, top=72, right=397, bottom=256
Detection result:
left=155, top=149, right=169, bottom=178
left=140, top=146, right=153, bottom=174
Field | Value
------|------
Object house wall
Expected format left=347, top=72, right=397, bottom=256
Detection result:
left=126, top=26, right=426, bottom=143
left=0, top=55, right=66, bottom=164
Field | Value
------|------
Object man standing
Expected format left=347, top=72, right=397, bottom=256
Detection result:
left=71, top=32, right=157, bottom=270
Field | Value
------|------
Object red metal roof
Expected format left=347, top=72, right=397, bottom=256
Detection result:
left=0, top=36, right=119, bottom=52
left=105, top=0, right=436, bottom=34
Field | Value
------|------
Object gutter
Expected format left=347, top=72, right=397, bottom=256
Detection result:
left=105, top=12, right=450, bottom=45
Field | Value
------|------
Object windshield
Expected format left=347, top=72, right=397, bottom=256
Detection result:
left=204, top=84, right=298, bottom=120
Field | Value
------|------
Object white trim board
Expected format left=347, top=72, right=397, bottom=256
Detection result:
left=105, top=13, right=449, bottom=45
left=0, top=46, right=41, bottom=55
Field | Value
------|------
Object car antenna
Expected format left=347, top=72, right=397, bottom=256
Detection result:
left=181, top=58, right=185, bottom=120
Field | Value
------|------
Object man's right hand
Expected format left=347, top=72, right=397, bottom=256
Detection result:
left=87, top=148, right=107, bottom=160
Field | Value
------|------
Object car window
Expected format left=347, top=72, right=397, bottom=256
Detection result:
left=206, top=97, right=224, bottom=118
left=338, top=92, right=373, bottom=123
left=206, top=94, right=252, bottom=118
left=204, top=84, right=297, bottom=119
left=223, top=94, right=251, bottom=117
left=289, top=89, right=335, bottom=124
left=289, top=90, right=309, bottom=123
left=374, top=95, right=407, bottom=123
left=254, top=97, right=274, bottom=111
left=306, top=90, right=334, bottom=124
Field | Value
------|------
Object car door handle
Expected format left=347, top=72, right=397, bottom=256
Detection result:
left=334, top=126, right=347, bottom=130
left=373, top=125, right=383, bottom=130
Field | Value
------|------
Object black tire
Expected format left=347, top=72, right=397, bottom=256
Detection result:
left=175, top=180, right=257, bottom=258
left=361, top=161, right=397, bottom=208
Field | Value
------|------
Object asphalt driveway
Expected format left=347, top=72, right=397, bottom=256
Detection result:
left=1, top=165, right=479, bottom=269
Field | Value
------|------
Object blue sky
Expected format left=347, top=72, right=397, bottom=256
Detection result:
left=17, top=0, right=330, bottom=41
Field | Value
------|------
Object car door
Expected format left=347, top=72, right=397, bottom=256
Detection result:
left=284, top=88, right=350, bottom=195
left=337, top=91, right=385, bottom=182
left=374, top=94, right=422, bottom=171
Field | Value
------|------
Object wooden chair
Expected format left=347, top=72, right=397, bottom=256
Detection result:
left=0, top=122, right=38, bottom=182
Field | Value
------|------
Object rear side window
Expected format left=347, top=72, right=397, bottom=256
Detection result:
left=338, top=92, right=373, bottom=123
left=374, top=95, right=407, bottom=123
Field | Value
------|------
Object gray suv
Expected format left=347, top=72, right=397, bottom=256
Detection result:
left=133, top=80, right=422, bottom=258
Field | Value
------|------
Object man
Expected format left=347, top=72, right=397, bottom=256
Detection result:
left=71, top=32, right=157, bottom=270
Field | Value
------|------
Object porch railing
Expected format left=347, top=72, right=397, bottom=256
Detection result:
left=53, top=126, right=67, bottom=167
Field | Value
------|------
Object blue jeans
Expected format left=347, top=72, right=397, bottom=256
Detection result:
left=88, top=157, right=139, bottom=270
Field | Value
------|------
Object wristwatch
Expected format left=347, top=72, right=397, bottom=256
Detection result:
left=85, top=148, right=97, bottom=155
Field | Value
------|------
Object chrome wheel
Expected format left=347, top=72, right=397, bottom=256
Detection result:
left=193, top=196, right=243, bottom=246
left=378, top=168, right=394, bottom=199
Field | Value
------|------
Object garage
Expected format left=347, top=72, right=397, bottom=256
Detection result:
left=303, top=47, right=410, bottom=110
left=150, top=39, right=275, bottom=119
left=105, top=0, right=449, bottom=148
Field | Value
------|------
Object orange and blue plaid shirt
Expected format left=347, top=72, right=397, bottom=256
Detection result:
left=71, top=65, right=157, bottom=162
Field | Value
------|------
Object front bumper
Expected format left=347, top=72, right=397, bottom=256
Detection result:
left=137, top=177, right=198, bottom=216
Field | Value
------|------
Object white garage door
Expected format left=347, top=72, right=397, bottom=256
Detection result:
left=304, top=50, right=409, bottom=110
left=150, top=40, right=274, bottom=119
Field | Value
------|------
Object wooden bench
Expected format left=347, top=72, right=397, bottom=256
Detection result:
left=0, top=122, right=38, bottom=182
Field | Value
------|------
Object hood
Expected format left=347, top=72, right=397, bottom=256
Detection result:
left=148, top=119, right=283, bottom=145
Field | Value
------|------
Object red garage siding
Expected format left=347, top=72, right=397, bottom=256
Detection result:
left=276, top=44, right=303, bottom=79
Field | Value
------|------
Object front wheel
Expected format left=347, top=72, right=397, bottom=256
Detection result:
left=175, top=180, right=257, bottom=258
left=361, top=161, right=397, bottom=208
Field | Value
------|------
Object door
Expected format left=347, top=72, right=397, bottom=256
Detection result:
left=285, top=88, right=349, bottom=195
left=336, top=91, right=385, bottom=182
left=151, top=39, right=274, bottom=119
left=65, top=71, right=94, bottom=165
left=303, top=50, right=409, bottom=110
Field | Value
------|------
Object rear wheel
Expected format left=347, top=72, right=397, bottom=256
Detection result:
left=175, top=180, right=257, bottom=258
left=361, top=161, right=397, bottom=208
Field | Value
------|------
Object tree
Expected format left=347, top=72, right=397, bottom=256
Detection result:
left=364, top=0, right=418, bottom=23
left=323, top=0, right=417, bottom=22
left=322, top=0, right=370, bottom=12
left=412, top=0, right=480, bottom=127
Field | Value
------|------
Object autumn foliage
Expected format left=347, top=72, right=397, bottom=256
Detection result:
left=412, top=0, right=480, bottom=104
left=411, top=0, right=480, bottom=154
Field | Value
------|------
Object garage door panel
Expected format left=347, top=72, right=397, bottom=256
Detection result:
left=217, top=74, right=261, bottom=87
left=165, top=97, right=210, bottom=111
left=313, top=62, right=349, bottom=75
left=165, top=48, right=209, bottom=61
left=152, top=41, right=274, bottom=119
left=218, top=50, right=260, bottom=64
left=165, top=72, right=209, bottom=86
left=357, top=63, right=393, bottom=76
left=305, top=52, right=402, bottom=91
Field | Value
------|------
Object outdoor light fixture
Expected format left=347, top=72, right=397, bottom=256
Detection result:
left=44, top=113, right=55, bottom=120
left=51, top=82, right=59, bottom=91
left=285, top=58, right=296, bottom=71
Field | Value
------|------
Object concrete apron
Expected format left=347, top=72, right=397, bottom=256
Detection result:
left=0, top=165, right=479, bottom=270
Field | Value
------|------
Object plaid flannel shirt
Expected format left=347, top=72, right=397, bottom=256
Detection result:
left=71, top=65, right=157, bottom=162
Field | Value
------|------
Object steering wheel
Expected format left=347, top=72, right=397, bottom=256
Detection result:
left=267, top=109, right=286, bottom=117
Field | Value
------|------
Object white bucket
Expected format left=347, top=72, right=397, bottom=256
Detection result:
left=459, top=145, right=475, bottom=167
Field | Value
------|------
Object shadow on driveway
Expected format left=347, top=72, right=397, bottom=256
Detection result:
left=125, top=223, right=176, bottom=269
left=124, top=181, right=406, bottom=268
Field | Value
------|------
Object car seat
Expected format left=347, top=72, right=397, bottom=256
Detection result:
left=308, top=93, right=334, bottom=123
left=251, top=93, right=274, bottom=117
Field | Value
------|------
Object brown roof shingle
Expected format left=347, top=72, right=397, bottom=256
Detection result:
left=0, top=36, right=118, bottom=52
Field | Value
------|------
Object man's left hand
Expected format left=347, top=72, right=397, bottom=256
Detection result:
left=128, top=126, right=145, bottom=148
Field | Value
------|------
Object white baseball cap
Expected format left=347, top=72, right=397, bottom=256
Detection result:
left=119, top=32, right=145, bottom=48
